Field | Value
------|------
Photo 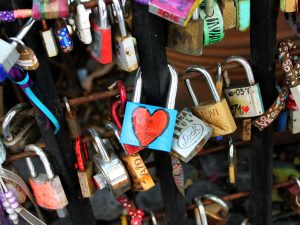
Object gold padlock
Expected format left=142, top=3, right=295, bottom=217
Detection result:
left=185, top=66, right=237, bottom=137
left=220, top=0, right=236, bottom=30
left=280, top=0, right=298, bottom=12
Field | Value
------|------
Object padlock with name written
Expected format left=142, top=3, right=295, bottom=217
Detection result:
left=2, top=103, right=41, bottom=154
left=63, top=97, right=82, bottom=139
left=167, top=8, right=204, bottom=56
left=120, top=65, right=178, bottom=152
left=281, top=177, right=300, bottom=214
left=220, top=0, right=236, bottom=30
left=54, top=19, right=73, bottom=53
left=74, top=3, right=92, bottom=44
left=32, top=0, right=69, bottom=20
left=185, top=66, right=237, bottom=137
left=40, top=20, right=59, bottom=58
left=89, top=128, right=131, bottom=197
left=106, top=122, right=155, bottom=192
left=223, top=56, right=264, bottom=118
left=280, top=0, right=298, bottom=12
left=235, top=0, right=250, bottom=32
left=25, top=144, right=68, bottom=217
left=90, top=0, right=113, bottom=64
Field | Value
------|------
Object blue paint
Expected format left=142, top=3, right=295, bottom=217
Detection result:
left=0, top=65, right=8, bottom=83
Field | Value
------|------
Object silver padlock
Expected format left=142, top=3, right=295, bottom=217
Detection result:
left=223, top=56, right=264, bottom=118
left=2, top=103, right=40, bottom=154
left=89, top=128, right=131, bottom=197
left=25, top=145, right=68, bottom=218
left=74, top=3, right=92, bottom=44
left=112, top=0, right=138, bottom=72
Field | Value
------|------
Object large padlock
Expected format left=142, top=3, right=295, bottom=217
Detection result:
left=40, top=20, right=59, bottom=58
left=280, top=0, right=298, bottom=12
left=185, top=66, right=237, bottom=137
left=120, top=65, right=178, bottom=152
left=32, top=0, right=69, bottom=20
left=288, top=109, right=300, bottom=134
left=90, top=0, right=113, bottom=64
left=112, top=0, right=138, bottom=72
left=220, top=0, right=236, bottom=30
left=171, top=108, right=212, bottom=163
left=281, top=177, right=300, bottom=214
left=223, top=56, right=264, bottom=118
left=167, top=8, right=204, bottom=56
left=74, top=3, right=92, bottom=44
left=25, top=144, right=68, bottom=217
left=2, top=103, right=41, bottom=154
left=106, top=122, right=155, bottom=192
left=89, top=128, right=131, bottom=197
left=54, top=19, right=73, bottom=53
left=235, top=0, right=250, bottom=32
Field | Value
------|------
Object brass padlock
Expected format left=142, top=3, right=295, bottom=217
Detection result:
left=185, top=66, right=237, bottom=137
left=280, top=0, right=298, bottom=12
left=220, top=0, right=236, bottom=30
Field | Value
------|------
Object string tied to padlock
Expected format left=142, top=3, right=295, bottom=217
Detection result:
left=8, top=67, right=60, bottom=134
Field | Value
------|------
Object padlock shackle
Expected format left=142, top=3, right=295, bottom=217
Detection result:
left=2, top=103, right=30, bottom=142
left=202, top=194, right=229, bottom=216
left=112, top=0, right=127, bottom=37
left=185, top=66, right=221, bottom=106
left=225, top=56, right=255, bottom=85
left=13, top=18, right=35, bottom=46
left=150, top=211, right=158, bottom=225
left=98, top=0, right=109, bottom=28
left=8, top=37, right=28, bottom=50
left=105, top=122, right=128, bottom=154
left=240, top=218, right=250, bottom=225
left=132, top=68, right=142, bottom=103
left=205, top=0, right=214, bottom=17
left=0, top=140, right=7, bottom=165
left=194, top=197, right=208, bottom=225
left=88, top=128, right=111, bottom=163
left=192, top=8, right=199, bottom=20
left=25, top=144, right=55, bottom=180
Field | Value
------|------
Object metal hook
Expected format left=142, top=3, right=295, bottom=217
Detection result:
left=150, top=211, right=158, bottom=225
left=202, top=194, right=229, bottom=216
left=194, top=197, right=208, bottom=225
left=112, top=0, right=127, bottom=37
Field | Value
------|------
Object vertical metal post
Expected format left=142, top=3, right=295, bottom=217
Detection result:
left=132, top=3, right=187, bottom=225
left=250, top=1, right=278, bottom=224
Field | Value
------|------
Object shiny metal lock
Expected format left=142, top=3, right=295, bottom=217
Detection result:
left=167, top=9, right=204, bottom=56
left=282, top=177, right=300, bottom=214
left=171, top=107, right=212, bottom=163
left=223, top=56, right=264, bottom=118
left=235, top=0, right=250, bottom=32
left=185, top=66, right=237, bottom=137
left=112, top=0, right=138, bottom=72
left=280, top=0, right=298, bottom=12
left=40, top=20, right=59, bottom=58
left=106, top=122, right=155, bottom=192
left=2, top=103, right=41, bottom=154
left=25, top=145, right=68, bottom=217
left=288, top=110, right=300, bottom=134
left=75, top=3, right=92, bottom=44
left=54, top=19, right=73, bottom=53
left=220, top=0, right=236, bottom=30
left=63, top=97, right=82, bottom=139
left=89, top=128, right=131, bottom=197
left=240, top=218, right=250, bottom=225
left=90, top=0, right=113, bottom=64
left=194, top=196, right=208, bottom=225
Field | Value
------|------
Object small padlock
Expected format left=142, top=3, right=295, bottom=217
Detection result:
left=54, top=19, right=73, bottom=53
left=112, top=0, right=138, bottom=72
left=74, top=3, right=92, bottom=44
left=167, top=8, right=204, bottom=56
left=2, top=103, right=41, bottom=154
left=106, top=122, right=155, bottom=192
left=280, top=0, right=298, bottom=12
left=40, top=20, right=59, bottom=58
left=281, top=177, right=300, bottom=214
left=235, top=0, right=250, bottom=32
left=32, top=0, right=69, bottom=20
left=171, top=108, right=212, bottom=163
left=228, top=137, right=237, bottom=184
left=223, top=56, right=264, bottom=118
left=120, top=65, right=178, bottom=152
left=63, top=97, right=82, bottom=139
left=185, top=66, right=237, bottom=137
left=288, top=109, right=300, bottom=134
left=89, top=128, right=131, bottom=197
left=220, top=0, right=236, bottom=30
left=25, top=144, right=68, bottom=217
left=90, top=0, right=113, bottom=64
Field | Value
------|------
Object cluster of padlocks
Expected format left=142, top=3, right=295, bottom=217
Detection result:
left=0, top=0, right=300, bottom=224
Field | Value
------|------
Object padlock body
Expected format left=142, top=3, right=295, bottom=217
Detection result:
left=90, top=21, right=112, bottom=64
left=32, top=0, right=69, bottom=19
left=205, top=203, right=229, bottom=225
left=29, top=174, right=68, bottom=210
left=78, top=161, right=96, bottom=198
left=288, top=110, right=300, bottom=134
left=191, top=98, right=237, bottom=137
left=172, top=108, right=212, bottom=163
left=65, top=114, right=82, bottom=139
left=167, top=19, right=204, bottom=56
left=280, top=0, right=298, bottom=12
left=55, top=27, right=73, bottom=53
left=0, top=39, right=20, bottom=72
left=221, top=0, right=236, bottom=30
left=114, top=33, right=138, bottom=72
left=5, top=179, right=27, bottom=204
left=290, top=85, right=300, bottom=111
left=121, top=153, right=155, bottom=191
left=16, top=47, right=39, bottom=70
left=40, top=28, right=59, bottom=58
left=223, top=83, right=264, bottom=118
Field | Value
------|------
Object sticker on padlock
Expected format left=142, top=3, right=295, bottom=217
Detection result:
left=25, top=145, right=68, bottom=217
left=120, top=65, right=178, bottom=152
left=223, top=56, right=264, bottom=118
left=40, top=20, right=59, bottom=58
left=220, top=0, right=236, bottom=30
left=55, top=19, right=73, bottom=53
left=74, top=3, right=92, bottom=44
left=185, top=66, right=237, bottom=137
left=32, top=0, right=69, bottom=20
left=172, top=108, right=212, bottom=163
left=280, top=0, right=298, bottom=12
left=235, top=0, right=250, bottom=32
left=149, top=0, right=203, bottom=26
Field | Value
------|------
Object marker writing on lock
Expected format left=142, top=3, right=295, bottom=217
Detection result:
left=228, top=87, right=251, bottom=97
left=134, top=158, right=148, bottom=176
left=206, top=17, right=222, bottom=44
left=231, top=104, right=250, bottom=115
left=180, top=124, right=203, bottom=147
left=157, top=9, right=180, bottom=23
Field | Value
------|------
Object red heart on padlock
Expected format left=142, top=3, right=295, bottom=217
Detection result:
left=241, top=105, right=250, bottom=113
left=132, top=107, right=169, bottom=147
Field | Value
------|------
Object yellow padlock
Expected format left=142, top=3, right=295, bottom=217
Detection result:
left=185, top=66, right=237, bottom=137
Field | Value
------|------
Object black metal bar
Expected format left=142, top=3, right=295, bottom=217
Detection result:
left=132, top=3, right=187, bottom=225
left=250, top=1, right=278, bottom=225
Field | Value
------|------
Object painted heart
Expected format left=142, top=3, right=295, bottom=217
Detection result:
left=241, top=105, right=250, bottom=113
left=132, top=107, right=169, bottom=147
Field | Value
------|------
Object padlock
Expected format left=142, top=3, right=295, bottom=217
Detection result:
left=120, top=65, right=178, bottom=152
left=149, top=0, right=203, bottom=26
left=171, top=108, right=212, bottom=163
left=228, top=137, right=237, bottom=184
left=235, top=0, right=250, bottom=32
left=63, top=97, right=82, bottom=139
left=281, top=177, right=300, bottom=214
left=32, top=0, right=69, bottom=20
left=25, top=144, right=68, bottom=217
left=74, top=3, right=92, bottom=44
left=199, top=0, right=225, bottom=46
left=185, top=66, right=237, bottom=137
left=40, top=20, right=59, bottom=58
left=167, top=8, right=204, bottom=56
left=280, top=0, right=298, bottom=12
left=90, top=0, right=113, bottom=64
left=112, top=0, right=138, bottom=72
left=89, top=128, right=131, bottom=197
left=220, top=0, right=236, bottom=30
left=288, top=109, right=300, bottom=134
left=2, top=103, right=41, bottom=154
left=223, top=56, right=264, bottom=118
left=194, top=196, right=208, bottom=225
left=106, top=122, right=155, bottom=192
left=54, top=19, right=73, bottom=53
